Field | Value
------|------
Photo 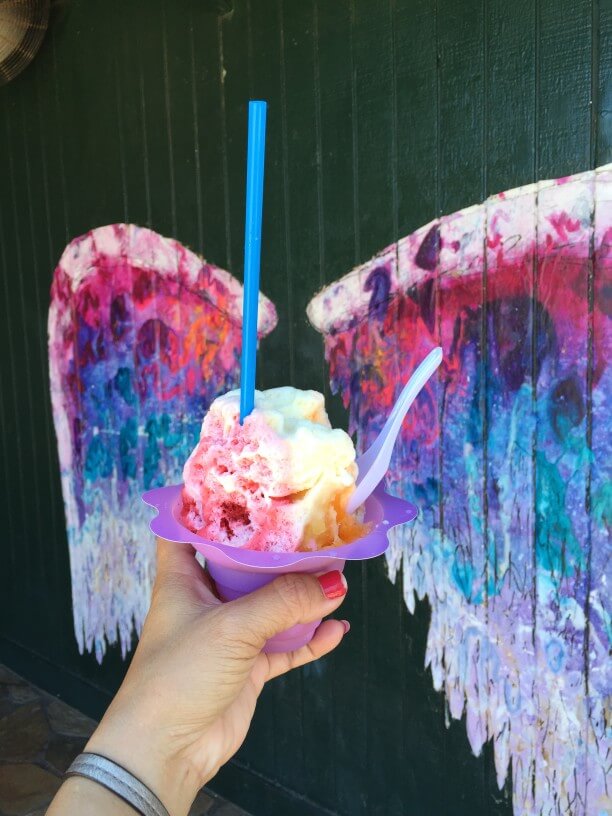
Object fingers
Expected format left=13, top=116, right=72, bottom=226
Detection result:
left=264, top=619, right=348, bottom=680
left=224, top=571, right=348, bottom=649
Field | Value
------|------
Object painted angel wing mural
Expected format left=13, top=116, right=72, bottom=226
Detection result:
left=48, top=224, right=277, bottom=662
left=307, top=166, right=611, bottom=816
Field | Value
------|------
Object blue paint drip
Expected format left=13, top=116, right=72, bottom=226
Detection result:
left=84, top=436, right=113, bottom=481
left=144, top=417, right=162, bottom=489
left=119, top=418, right=137, bottom=480
left=535, top=451, right=584, bottom=581
left=452, top=550, right=474, bottom=601
left=114, top=367, right=136, bottom=405
left=545, top=638, right=565, bottom=673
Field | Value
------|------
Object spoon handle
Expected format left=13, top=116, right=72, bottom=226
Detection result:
left=348, top=347, right=442, bottom=514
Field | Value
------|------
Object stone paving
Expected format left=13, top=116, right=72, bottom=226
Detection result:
left=0, top=664, right=250, bottom=816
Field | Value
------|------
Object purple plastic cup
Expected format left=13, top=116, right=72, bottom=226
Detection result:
left=142, top=484, right=417, bottom=653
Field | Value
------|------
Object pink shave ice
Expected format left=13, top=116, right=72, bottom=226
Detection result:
left=180, top=387, right=367, bottom=552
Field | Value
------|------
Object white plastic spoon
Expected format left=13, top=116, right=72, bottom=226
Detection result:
left=347, top=346, right=443, bottom=514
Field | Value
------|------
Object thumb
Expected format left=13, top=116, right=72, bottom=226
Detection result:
left=154, top=537, right=218, bottom=608
left=224, top=570, right=348, bottom=648
left=156, top=537, right=204, bottom=583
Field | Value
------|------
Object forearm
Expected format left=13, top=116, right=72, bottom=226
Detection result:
left=46, top=699, right=203, bottom=816
left=47, top=776, right=136, bottom=816
left=83, top=708, right=202, bottom=816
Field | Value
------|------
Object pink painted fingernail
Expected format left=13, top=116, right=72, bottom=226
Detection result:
left=341, top=620, right=351, bottom=634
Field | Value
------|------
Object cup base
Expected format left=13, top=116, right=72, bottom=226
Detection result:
left=207, top=562, right=326, bottom=653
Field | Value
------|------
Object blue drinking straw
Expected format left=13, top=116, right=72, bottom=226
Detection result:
left=240, top=100, right=267, bottom=424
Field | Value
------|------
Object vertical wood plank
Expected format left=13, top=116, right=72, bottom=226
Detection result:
left=129, top=1, right=175, bottom=237
left=19, top=88, right=67, bottom=652
left=189, top=3, right=227, bottom=265
left=437, top=1, right=486, bottom=812
left=313, top=4, right=368, bottom=814
left=485, top=186, right=537, bottom=814
left=352, top=1, right=397, bottom=813
left=34, top=25, right=71, bottom=271
left=229, top=0, right=285, bottom=782
left=41, top=20, right=82, bottom=666
left=394, top=0, right=445, bottom=813
left=0, top=174, right=20, bottom=636
left=484, top=4, right=537, bottom=811
left=215, top=7, right=249, bottom=278
left=596, top=0, right=612, bottom=163
left=156, top=0, right=207, bottom=250
left=112, top=2, right=155, bottom=230
left=485, top=0, right=536, bottom=195
left=256, top=0, right=295, bottom=781
left=394, top=0, right=438, bottom=235
left=2, top=104, right=45, bottom=628
left=438, top=206, right=488, bottom=814
left=160, top=0, right=178, bottom=236
left=238, top=0, right=292, bottom=395
left=49, top=21, right=71, bottom=243
left=267, top=0, right=307, bottom=780
left=53, top=1, right=127, bottom=236
left=590, top=165, right=611, bottom=816
left=535, top=6, right=594, bottom=814
left=352, top=0, right=395, bottom=259
left=534, top=175, right=593, bottom=816
left=392, top=2, right=445, bottom=810
left=437, top=0, right=486, bottom=213
left=113, top=50, right=130, bottom=223
left=275, top=0, right=336, bottom=804
left=279, top=1, right=328, bottom=396
left=315, top=0, right=357, bottom=425
left=537, top=0, right=592, bottom=178
left=277, top=0, right=295, bottom=387
left=30, top=27, right=74, bottom=663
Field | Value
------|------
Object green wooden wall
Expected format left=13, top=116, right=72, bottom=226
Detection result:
left=0, top=1, right=609, bottom=814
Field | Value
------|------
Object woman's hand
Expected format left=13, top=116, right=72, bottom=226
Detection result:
left=78, top=538, right=349, bottom=815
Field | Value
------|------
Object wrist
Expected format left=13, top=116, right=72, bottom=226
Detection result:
left=48, top=775, right=136, bottom=816
left=86, top=693, right=203, bottom=816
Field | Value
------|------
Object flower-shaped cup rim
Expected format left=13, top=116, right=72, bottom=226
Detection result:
left=142, top=484, right=417, bottom=572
